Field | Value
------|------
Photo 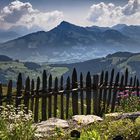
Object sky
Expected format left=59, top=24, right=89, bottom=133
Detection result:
left=0, top=0, right=139, bottom=33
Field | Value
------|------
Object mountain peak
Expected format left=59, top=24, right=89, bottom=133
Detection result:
left=112, top=24, right=127, bottom=30
left=58, top=21, right=74, bottom=28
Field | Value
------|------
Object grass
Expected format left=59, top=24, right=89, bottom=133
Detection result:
left=0, top=61, right=69, bottom=84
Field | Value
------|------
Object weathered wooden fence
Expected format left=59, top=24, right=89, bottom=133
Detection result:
left=0, top=68, right=140, bottom=122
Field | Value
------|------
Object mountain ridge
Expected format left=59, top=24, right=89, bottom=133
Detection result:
left=0, top=21, right=140, bottom=63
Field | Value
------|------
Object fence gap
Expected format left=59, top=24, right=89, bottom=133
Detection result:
left=111, top=72, right=120, bottom=112
left=106, top=69, right=114, bottom=111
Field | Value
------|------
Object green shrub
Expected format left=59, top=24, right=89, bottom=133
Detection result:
left=0, top=105, right=36, bottom=140
left=80, top=129, right=108, bottom=140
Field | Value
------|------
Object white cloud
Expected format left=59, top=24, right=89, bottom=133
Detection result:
left=87, top=0, right=140, bottom=26
left=0, top=0, right=64, bottom=30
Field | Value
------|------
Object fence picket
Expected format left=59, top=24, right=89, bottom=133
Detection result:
left=136, top=79, right=139, bottom=97
left=42, top=70, right=47, bottom=121
left=72, top=68, right=78, bottom=115
left=86, top=72, right=92, bottom=114
left=16, top=73, right=22, bottom=108
left=7, top=80, right=12, bottom=105
left=30, top=79, right=35, bottom=112
left=80, top=73, right=84, bottom=115
left=54, top=77, right=58, bottom=118
left=102, top=71, right=108, bottom=115
left=93, top=75, right=99, bottom=115
left=0, top=83, right=3, bottom=105
left=34, top=77, right=40, bottom=123
left=60, top=76, right=64, bottom=119
left=24, top=77, right=30, bottom=114
left=48, top=74, right=52, bottom=118
left=66, top=76, right=70, bottom=119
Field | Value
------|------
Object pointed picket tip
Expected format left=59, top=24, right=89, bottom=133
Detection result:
left=72, top=68, right=77, bottom=79
left=54, top=77, right=58, bottom=90
left=115, top=72, right=120, bottom=85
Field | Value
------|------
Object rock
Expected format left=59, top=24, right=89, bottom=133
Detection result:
left=36, top=118, right=69, bottom=132
left=105, top=112, right=140, bottom=120
left=105, top=112, right=123, bottom=120
left=72, top=115, right=103, bottom=125
left=35, top=118, right=69, bottom=138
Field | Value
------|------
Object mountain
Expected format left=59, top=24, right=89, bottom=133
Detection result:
left=51, top=51, right=140, bottom=79
left=0, top=30, right=20, bottom=43
left=112, top=24, right=140, bottom=39
left=0, top=55, right=13, bottom=61
left=112, top=24, right=127, bottom=30
left=0, top=21, right=139, bottom=63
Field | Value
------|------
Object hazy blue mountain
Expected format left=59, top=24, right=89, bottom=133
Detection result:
left=0, top=55, right=13, bottom=61
left=0, top=21, right=139, bottom=63
left=0, top=30, right=20, bottom=43
left=112, top=24, right=127, bottom=30
left=112, top=24, right=140, bottom=39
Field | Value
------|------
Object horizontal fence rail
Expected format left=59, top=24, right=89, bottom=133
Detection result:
left=0, top=68, right=140, bottom=122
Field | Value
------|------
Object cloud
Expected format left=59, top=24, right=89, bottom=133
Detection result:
left=0, top=0, right=64, bottom=30
left=87, top=0, right=140, bottom=26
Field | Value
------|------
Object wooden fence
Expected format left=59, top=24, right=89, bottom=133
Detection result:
left=0, top=68, right=140, bottom=122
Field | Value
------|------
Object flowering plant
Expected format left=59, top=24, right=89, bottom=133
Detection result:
left=0, top=105, right=36, bottom=140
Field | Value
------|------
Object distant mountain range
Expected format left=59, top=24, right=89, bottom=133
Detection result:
left=0, top=29, right=20, bottom=43
left=0, top=21, right=140, bottom=63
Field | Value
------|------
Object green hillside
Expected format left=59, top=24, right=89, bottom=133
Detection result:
left=0, top=60, right=68, bottom=84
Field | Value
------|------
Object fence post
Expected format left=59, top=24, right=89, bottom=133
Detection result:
left=7, top=80, right=12, bottom=105
left=86, top=72, right=92, bottom=114
left=60, top=76, right=64, bottom=119
left=80, top=73, right=84, bottom=115
left=111, top=72, right=119, bottom=112
left=16, top=73, right=22, bottom=109
left=24, top=76, right=30, bottom=114
left=93, top=75, right=99, bottom=115
left=34, top=77, right=40, bottom=123
left=30, top=79, right=35, bottom=112
left=106, top=69, right=114, bottom=110
left=42, top=70, right=47, bottom=121
left=66, top=76, right=70, bottom=119
left=48, top=74, right=52, bottom=118
left=125, top=68, right=128, bottom=86
left=0, top=83, right=3, bottom=106
left=72, top=68, right=78, bottom=115
left=54, top=77, right=58, bottom=118
left=136, top=79, right=139, bottom=97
